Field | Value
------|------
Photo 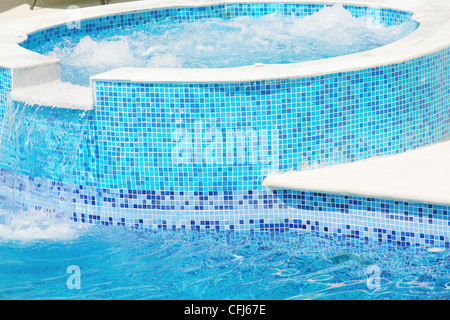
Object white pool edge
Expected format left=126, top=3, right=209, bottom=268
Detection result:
left=263, top=139, right=450, bottom=206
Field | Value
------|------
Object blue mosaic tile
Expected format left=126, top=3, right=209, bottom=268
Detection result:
left=2, top=162, right=449, bottom=248
left=0, top=68, right=12, bottom=122
left=273, top=189, right=450, bottom=248
left=73, top=47, right=450, bottom=193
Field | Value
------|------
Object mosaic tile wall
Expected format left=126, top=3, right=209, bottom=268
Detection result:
left=0, top=3, right=449, bottom=248
left=1, top=165, right=449, bottom=248
left=68, top=183, right=450, bottom=248
left=0, top=67, right=11, bottom=124
left=274, top=189, right=450, bottom=248
left=80, top=46, right=450, bottom=192
left=67, top=42, right=450, bottom=247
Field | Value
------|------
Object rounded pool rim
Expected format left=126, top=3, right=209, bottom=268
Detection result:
left=0, top=0, right=449, bottom=91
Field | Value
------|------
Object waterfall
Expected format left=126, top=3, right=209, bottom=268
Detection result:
left=0, top=98, right=90, bottom=241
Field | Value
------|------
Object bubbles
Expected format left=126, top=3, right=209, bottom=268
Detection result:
left=0, top=170, right=88, bottom=243
left=0, top=208, right=88, bottom=242
left=147, top=52, right=183, bottom=68
left=49, top=35, right=144, bottom=69
left=35, top=5, right=418, bottom=86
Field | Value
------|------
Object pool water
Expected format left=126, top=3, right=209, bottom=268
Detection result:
left=0, top=210, right=449, bottom=300
left=33, top=5, right=418, bottom=87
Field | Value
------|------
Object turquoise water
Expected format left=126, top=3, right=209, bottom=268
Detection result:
left=33, top=5, right=418, bottom=86
left=0, top=211, right=449, bottom=300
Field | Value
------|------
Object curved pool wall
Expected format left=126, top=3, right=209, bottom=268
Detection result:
left=0, top=0, right=449, bottom=247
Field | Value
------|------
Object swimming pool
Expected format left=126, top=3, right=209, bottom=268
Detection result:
left=1, top=221, right=449, bottom=300
left=0, top=0, right=449, bottom=300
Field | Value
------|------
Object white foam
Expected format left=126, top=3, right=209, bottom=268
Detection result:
left=0, top=208, right=88, bottom=242
left=288, top=5, right=417, bottom=53
left=49, top=35, right=143, bottom=69
left=42, top=4, right=417, bottom=86
left=147, top=52, right=183, bottom=68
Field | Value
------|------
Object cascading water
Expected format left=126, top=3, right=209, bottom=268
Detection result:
left=0, top=99, right=90, bottom=241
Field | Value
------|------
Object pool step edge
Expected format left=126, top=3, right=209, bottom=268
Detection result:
left=263, top=140, right=450, bottom=206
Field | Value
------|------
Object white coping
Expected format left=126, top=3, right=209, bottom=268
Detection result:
left=263, top=139, right=450, bottom=205
left=9, top=81, right=94, bottom=110
left=263, top=141, right=450, bottom=205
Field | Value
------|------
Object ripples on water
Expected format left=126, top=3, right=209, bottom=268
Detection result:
left=0, top=211, right=449, bottom=300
